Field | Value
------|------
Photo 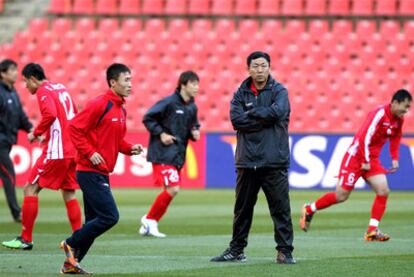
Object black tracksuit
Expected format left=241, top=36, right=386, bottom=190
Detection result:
left=143, top=90, right=200, bottom=169
left=229, top=76, right=294, bottom=254
left=0, top=81, right=32, bottom=220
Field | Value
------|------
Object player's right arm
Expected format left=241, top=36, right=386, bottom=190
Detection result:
left=356, top=107, right=385, bottom=168
left=143, top=98, right=177, bottom=146
left=32, top=89, right=58, bottom=137
left=230, top=91, right=263, bottom=132
left=69, top=98, right=106, bottom=161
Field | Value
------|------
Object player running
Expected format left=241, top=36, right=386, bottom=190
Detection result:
left=139, top=71, right=200, bottom=238
left=2, top=63, right=82, bottom=250
left=60, top=63, right=143, bottom=274
left=300, top=89, right=412, bottom=241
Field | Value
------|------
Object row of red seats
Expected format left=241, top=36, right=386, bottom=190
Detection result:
left=22, top=17, right=414, bottom=39
left=0, top=0, right=3, bottom=13
left=49, top=0, right=414, bottom=16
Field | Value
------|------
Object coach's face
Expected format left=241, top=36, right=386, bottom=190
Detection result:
left=391, top=98, right=412, bottom=117
left=183, top=80, right=199, bottom=99
left=111, top=72, right=132, bottom=98
left=248, top=57, right=270, bottom=84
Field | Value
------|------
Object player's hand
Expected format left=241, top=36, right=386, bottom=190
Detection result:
left=131, top=144, right=143, bottom=155
left=89, top=152, right=105, bottom=165
left=27, top=132, right=36, bottom=143
left=160, top=132, right=176, bottom=145
left=191, top=128, right=200, bottom=140
left=361, top=162, right=371, bottom=171
left=389, top=160, right=399, bottom=173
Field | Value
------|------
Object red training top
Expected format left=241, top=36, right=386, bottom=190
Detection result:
left=69, top=90, right=133, bottom=175
left=33, top=81, right=77, bottom=160
left=347, top=104, right=403, bottom=163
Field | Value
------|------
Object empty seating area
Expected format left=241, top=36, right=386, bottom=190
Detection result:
left=1, top=17, right=413, bottom=132
left=48, top=0, right=414, bottom=16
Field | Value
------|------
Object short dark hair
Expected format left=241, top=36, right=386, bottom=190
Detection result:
left=22, top=63, right=46, bottom=80
left=246, top=51, right=271, bottom=67
left=106, top=63, right=131, bottom=87
left=177, top=71, right=199, bottom=89
left=392, top=89, right=412, bottom=103
left=0, top=59, right=17, bottom=78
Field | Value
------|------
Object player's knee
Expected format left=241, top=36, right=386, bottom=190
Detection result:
left=377, top=186, right=390, bottom=196
left=166, top=186, right=180, bottom=197
left=106, top=210, right=119, bottom=227
left=336, top=191, right=349, bottom=203
left=23, top=183, right=35, bottom=196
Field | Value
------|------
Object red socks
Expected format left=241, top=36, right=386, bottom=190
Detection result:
left=367, top=195, right=388, bottom=232
left=146, top=190, right=173, bottom=221
left=65, top=199, right=82, bottom=232
left=21, top=196, right=39, bottom=242
left=306, top=192, right=337, bottom=215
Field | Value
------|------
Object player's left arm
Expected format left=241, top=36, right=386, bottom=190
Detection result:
left=389, top=119, right=403, bottom=171
left=30, top=90, right=57, bottom=141
left=189, top=106, right=200, bottom=141
left=247, top=86, right=290, bottom=125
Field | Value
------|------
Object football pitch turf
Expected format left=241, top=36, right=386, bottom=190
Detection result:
left=0, top=189, right=413, bottom=276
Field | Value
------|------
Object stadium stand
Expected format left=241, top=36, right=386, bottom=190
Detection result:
left=0, top=0, right=3, bottom=14
left=1, top=15, right=413, bottom=133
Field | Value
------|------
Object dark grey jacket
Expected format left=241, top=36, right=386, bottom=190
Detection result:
left=0, top=81, right=32, bottom=148
left=143, top=90, right=200, bottom=169
left=230, top=76, right=290, bottom=169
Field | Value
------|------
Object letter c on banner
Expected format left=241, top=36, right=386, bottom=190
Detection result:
left=10, top=146, right=30, bottom=174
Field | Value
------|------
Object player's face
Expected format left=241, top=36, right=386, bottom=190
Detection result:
left=248, top=58, right=270, bottom=84
left=1, top=65, right=18, bottom=85
left=391, top=98, right=412, bottom=117
left=112, top=72, right=132, bottom=98
left=182, top=80, right=199, bottom=99
left=22, top=76, right=38, bottom=94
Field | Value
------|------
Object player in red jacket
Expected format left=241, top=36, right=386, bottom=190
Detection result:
left=2, top=63, right=82, bottom=250
left=300, top=89, right=412, bottom=241
left=59, top=63, right=142, bottom=274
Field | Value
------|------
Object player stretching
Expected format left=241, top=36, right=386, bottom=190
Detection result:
left=60, top=63, right=142, bottom=274
left=300, top=89, right=412, bottom=241
left=139, top=71, right=200, bottom=238
left=2, top=63, right=82, bottom=250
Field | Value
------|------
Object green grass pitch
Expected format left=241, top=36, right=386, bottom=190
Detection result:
left=1, top=188, right=413, bottom=276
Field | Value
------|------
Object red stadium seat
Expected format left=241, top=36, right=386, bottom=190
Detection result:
left=355, top=20, right=376, bottom=38
left=375, top=0, right=397, bottom=15
left=121, top=19, right=143, bottom=34
left=72, top=0, right=94, bottom=14
left=261, top=19, right=282, bottom=38
left=235, top=0, right=256, bottom=15
left=238, top=20, right=259, bottom=36
left=399, top=0, right=414, bottom=15
left=211, top=0, right=233, bottom=15
left=96, top=0, right=117, bottom=15
left=305, top=0, right=327, bottom=15
left=380, top=21, right=400, bottom=39
left=215, top=19, right=235, bottom=39
left=28, top=18, right=49, bottom=34
left=308, top=20, right=329, bottom=37
left=192, top=19, right=213, bottom=33
left=75, top=18, right=96, bottom=40
left=142, top=0, right=164, bottom=14
left=281, top=0, right=303, bottom=15
left=145, top=19, right=166, bottom=35
left=119, top=0, right=140, bottom=14
left=165, top=0, right=187, bottom=14
left=168, top=19, right=190, bottom=34
left=51, top=18, right=73, bottom=35
left=257, top=0, right=280, bottom=15
left=352, top=0, right=373, bottom=15
left=329, top=0, right=350, bottom=15
left=98, top=18, right=119, bottom=34
left=48, top=0, right=71, bottom=14
left=188, top=0, right=210, bottom=15
left=0, top=0, right=3, bottom=14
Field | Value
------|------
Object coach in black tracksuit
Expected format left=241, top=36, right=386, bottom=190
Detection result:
left=0, top=59, right=33, bottom=221
left=212, top=51, right=295, bottom=264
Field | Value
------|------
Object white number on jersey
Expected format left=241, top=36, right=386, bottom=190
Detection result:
left=59, top=91, right=75, bottom=120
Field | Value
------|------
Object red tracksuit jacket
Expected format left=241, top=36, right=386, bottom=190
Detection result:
left=69, top=90, right=133, bottom=175
left=348, top=104, right=403, bottom=163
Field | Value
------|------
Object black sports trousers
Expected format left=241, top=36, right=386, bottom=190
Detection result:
left=229, top=167, right=294, bottom=254
left=0, top=145, right=20, bottom=220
